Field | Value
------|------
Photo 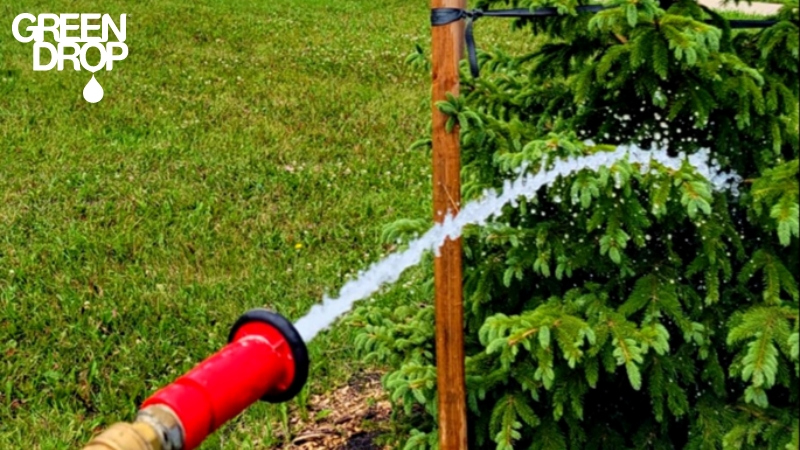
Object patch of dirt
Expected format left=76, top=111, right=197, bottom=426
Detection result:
left=271, top=371, right=393, bottom=449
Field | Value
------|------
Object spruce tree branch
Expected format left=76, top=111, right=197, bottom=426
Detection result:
left=509, top=328, right=538, bottom=346
left=735, top=405, right=794, bottom=432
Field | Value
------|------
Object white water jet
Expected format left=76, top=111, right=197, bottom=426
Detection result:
left=293, top=145, right=741, bottom=342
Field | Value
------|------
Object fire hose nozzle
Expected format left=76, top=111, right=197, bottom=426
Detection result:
left=83, top=309, right=309, bottom=450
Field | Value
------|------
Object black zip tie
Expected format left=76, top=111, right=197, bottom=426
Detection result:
left=432, top=6, right=782, bottom=78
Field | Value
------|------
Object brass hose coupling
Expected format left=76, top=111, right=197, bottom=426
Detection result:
left=83, top=405, right=184, bottom=450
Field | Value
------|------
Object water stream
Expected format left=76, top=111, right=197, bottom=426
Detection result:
left=293, top=145, right=740, bottom=342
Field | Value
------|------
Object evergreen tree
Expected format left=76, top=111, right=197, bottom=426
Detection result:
left=352, top=0, right=799, bottom=448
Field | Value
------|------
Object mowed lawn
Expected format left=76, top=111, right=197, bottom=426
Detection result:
left=0, top=0, right=433, bottom=447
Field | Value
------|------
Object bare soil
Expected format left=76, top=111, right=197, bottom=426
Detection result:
left=271, top=371, right=394, bottom=450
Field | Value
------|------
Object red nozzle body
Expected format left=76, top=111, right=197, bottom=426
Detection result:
left=141, top=310, right=309, bottom=450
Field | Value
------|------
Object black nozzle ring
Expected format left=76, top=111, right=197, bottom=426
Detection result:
left=228, top=309, right=310, bottom=404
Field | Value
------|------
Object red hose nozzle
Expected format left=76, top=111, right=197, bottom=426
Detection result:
left=141, top=309, right=309, bottom=450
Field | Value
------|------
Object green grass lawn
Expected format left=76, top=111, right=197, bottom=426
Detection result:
left=0, top=0, right=439, bottom=447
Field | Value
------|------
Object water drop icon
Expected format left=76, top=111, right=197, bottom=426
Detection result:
left=83, top=75, right=104, bottom=103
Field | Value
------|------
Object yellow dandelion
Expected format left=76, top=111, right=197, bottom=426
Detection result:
left=295, top=243, right=303, bottom=249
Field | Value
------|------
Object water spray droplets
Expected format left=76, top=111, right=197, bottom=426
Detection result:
left=292, top=145, right=742, bottom=342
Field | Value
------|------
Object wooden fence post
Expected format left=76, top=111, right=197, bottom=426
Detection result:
left=430, top=0, right=468, bottom=448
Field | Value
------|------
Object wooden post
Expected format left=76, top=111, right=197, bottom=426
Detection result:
left=431, top=0, right=468, bottom=448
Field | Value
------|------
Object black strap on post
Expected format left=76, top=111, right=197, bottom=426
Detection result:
left=430, top=8, right=479, bottom=78
left=431, top=6, right=610, bottom=78
left=432, top=6, right=782, bottom=78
